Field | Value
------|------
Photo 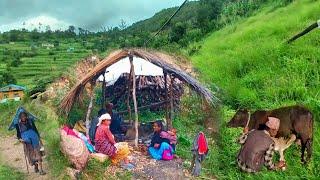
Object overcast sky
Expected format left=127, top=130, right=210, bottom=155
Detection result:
left=0, top=0, right=185, bottom=32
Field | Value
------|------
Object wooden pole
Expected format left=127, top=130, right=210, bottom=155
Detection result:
left=127, top=61, right=133, bottom=124
left=101, top=72, right=106, bottom=109
left=287, top=21, right=319, bottom=43
left=164, top=71, right=169, bottom=126
left=85, top=81, right=95, bottom=135
left=130, top=54, right=139, bottom=147
left=168, top=75, right=174, bottom=129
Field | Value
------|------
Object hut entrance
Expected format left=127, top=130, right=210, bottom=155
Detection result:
left=60, top=49, right=218, bottom=147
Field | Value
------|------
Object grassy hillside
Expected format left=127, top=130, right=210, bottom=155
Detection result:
left=126, top=1, right=199, bottom=33
left=192, top=0, right=320, bottom=178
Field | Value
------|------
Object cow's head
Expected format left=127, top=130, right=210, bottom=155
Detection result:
left=227, top=109, right=250, bottom=128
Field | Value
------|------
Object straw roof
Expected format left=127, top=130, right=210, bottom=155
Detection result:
left=60, top=48, right=218, bottom=114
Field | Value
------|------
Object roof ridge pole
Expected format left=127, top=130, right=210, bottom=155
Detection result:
left=129, top=52, right=139, bottom=147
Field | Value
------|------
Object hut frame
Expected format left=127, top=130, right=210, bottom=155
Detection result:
left=60, top=48, right=218, bottom=147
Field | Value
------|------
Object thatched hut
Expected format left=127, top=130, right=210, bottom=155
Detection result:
left=60, top=48, right=218, bottom=146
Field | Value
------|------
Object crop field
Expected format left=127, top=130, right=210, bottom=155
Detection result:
left=0, top=41, right=92, bottom=88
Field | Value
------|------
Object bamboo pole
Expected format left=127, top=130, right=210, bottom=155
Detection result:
left=85, top=81, right=95, bottom=135
left=130, top=54, right=139, bottom=147
left=168, top=74, right=174, bottom=129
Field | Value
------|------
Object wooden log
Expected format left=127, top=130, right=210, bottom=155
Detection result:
left=85, top=81, right=95, bottom=135
left=288, top=21, right=319, bottom=43
left=118, top=100, right=170, bottom=115
left=130, top=54, right=139, bottom=147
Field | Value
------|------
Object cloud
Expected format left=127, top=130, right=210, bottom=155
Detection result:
left=0, top=0, right=185, bottom=32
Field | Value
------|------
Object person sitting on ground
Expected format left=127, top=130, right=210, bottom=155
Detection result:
left=237, top=117, right=285, bottom=173
left=94, top=113, right=134, bottom=169
left=15, top=112, right=46, bottom=175
left=99, top=103, right=126, bottom=141
left=148, top=121, right=174, bottom=160
left=160, top=128, right=177, bottom=151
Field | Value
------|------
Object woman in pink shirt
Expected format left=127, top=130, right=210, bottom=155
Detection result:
left=94, top=113, right=134, bottom=169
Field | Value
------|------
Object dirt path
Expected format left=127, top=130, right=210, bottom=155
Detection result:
left=105, top=148, right=191, bottom=180
left=0, top=135, right=49, bottom=180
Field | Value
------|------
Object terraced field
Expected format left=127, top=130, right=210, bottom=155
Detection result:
left=0, top=41, right=92, bottom=88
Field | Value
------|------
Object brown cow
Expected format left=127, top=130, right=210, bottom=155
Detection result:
left=227, top=105, right=313, bottom=163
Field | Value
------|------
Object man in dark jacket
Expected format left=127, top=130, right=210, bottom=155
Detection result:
left=237, top=117, right=285, bottom=173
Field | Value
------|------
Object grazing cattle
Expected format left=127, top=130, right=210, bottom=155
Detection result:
left=228, top=105, right=313, bottom=163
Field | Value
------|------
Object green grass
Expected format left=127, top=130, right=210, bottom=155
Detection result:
left=191, top=0, right=320, bottom=178
left=0, top=165, right=25, bottom=180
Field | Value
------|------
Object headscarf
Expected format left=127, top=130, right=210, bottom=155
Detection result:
left=266, top=117, right=280, bottom=130
left=97, top=113, right=111, bottom=126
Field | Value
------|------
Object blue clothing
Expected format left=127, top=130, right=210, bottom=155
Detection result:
left=89, top=116, right=99, bottom=145
left=150, top=131, right=170, bottom=147
left=149, top=142, right=172, bottom=160
left=21, top=129, right=40, bottom=149
left=78, top=132, right=95, bottom=153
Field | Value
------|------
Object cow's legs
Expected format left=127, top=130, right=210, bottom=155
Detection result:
left=306, top=138, right=312, bottom=162
left=300, top=139, right=307, bottom=164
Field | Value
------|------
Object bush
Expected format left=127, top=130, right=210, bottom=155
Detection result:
left=48, top=51, right=55, bottom=56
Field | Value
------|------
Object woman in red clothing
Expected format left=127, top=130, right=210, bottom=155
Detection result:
left=94, top=113, right=133, bottom=169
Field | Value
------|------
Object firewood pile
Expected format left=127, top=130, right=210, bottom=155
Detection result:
left=105, top=73, right=184, bottom=111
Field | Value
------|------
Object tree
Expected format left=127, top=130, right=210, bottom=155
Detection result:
left=67, top=25, right=76, bottom=37
left=169, top=22, right=187, bottom=43
left=53, top=40, right=60, bottom=47
left=119, top=19, right=127, bottom=30
left=197, top=0, right=224, bottom=32
left=0, top=71, right=17, bottom=86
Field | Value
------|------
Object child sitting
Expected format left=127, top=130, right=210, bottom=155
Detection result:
left=160, top=128, right=177, bottom=150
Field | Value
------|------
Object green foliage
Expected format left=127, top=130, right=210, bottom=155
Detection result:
left=80, top=159, right=111, bottom=179
left=0, top=71, right=17, bottom=86
left=0, top=165, right=25, bottom=180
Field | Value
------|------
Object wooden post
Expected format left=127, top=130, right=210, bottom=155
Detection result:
left=127, top=61, right=133, bottom=124
left=168, top=75, right=174, bottom=129
left=85, top=81, right=95, bottom=135
left=164, top=71, right=169, bottom=126
left=101, top=72, right=106, bottom=109
left=130, top=54, right=139, bottom=147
